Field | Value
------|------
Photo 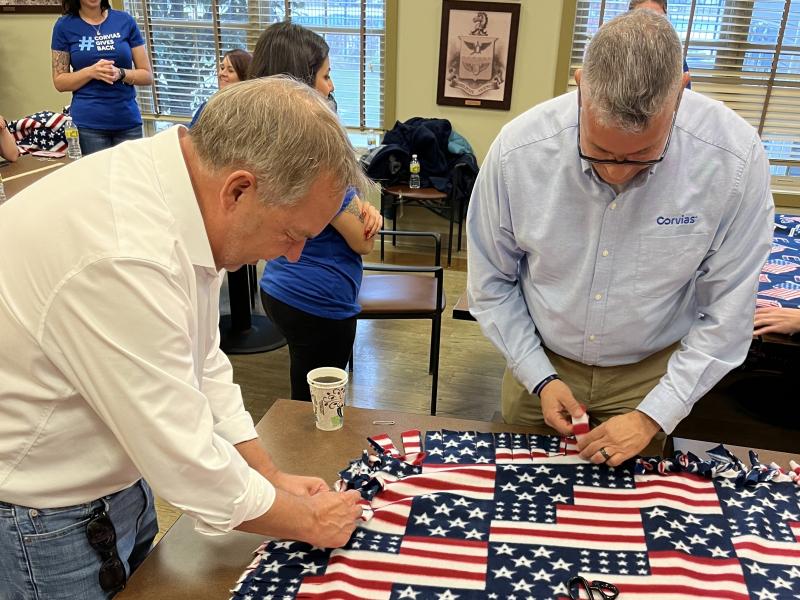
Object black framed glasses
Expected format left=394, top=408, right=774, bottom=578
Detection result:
left=568, top=576, right=619, bottom=599
left=86, top=509, right=127, bottom=593
left=577, top=86, right=682, bottom=166
left=567, top=575, right=619, bottom=600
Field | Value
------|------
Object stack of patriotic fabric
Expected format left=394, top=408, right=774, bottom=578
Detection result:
left=758, top=214, right=800, bottom=309
left=7, top=111, right=68, bottom=155
left=231, top=429, right=800, bottom=599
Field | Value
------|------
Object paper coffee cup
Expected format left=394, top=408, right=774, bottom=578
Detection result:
left=307, top=367, right=348, bottom=431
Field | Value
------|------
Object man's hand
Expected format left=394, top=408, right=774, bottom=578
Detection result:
left=304, top=489, right=363, bottom=548
left=577, top=410, right=660, bottom=466
left=539, top=379, right=584, bottom=435
left=238, top=488, right=363, bottom=549
left=754, top=307, right=800, bottom=336
left=271, top=472, right=329, bottom=496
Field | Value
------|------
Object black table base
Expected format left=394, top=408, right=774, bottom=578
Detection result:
left=219, top=313, right=287, bottom=354
left=220, top=267, right=287, bottom=355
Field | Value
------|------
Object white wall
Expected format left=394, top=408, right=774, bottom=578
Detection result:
left=0, top=14, right=71, bottom=119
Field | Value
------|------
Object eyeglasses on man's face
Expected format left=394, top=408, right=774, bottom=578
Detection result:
left=577, top=86, right=682, bottom=167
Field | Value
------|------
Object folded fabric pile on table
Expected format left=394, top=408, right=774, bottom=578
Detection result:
left=7, top=111, right=69, bottom=156
left=231, top=429, right=800, bottom=600
left=758, top=214, right=800, bottom=309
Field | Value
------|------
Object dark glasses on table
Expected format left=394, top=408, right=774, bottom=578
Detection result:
left=86, top=509, right=127, bottom=593
left=568, top=575, right=619, bottom=599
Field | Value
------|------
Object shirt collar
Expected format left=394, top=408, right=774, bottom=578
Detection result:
left=150, top=125, right=216, bottom=270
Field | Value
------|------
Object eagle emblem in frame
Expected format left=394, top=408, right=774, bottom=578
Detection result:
left=437, top=1, right=520, bottom=110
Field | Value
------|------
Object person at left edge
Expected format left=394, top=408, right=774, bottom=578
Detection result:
left=51, top=0, right=153, bottom=155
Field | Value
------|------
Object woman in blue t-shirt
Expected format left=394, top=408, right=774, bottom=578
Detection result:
left=189, top=49, right=252, bottom=128
left=253, top=22, right=382, bottom=401
left=51, top=0, right=153, bottom=155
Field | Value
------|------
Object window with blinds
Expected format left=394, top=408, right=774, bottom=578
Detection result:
left=122, top=0, right=386, bottom=130
left=568, top=0, right=800, bottom=189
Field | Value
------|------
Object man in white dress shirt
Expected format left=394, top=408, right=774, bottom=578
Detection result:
left=467, top=10, right=773, bottom=467
left=0, top=77, right=367, bottom=598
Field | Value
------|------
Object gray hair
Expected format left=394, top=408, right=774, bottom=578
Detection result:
left=628, top=0, right=667, bottom=12
left=190, top=76, right=370, bottom=207
left=582, top=10, right=683, bottom=132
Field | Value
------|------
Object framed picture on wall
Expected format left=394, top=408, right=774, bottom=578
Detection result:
left=0, top=0, right=61, bottom=13
left=436, top=0, right=521, bottom=111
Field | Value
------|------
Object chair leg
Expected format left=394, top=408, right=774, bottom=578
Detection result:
left=248, top=265, right=257, bottom=310
left=457, top=198, right=464, bottom=252
left=429, top=318, right=436, bottom=374
left=380, top=192, right=386, bottom=261
left=392, top=205, right=398, bottom=247
left=447, top=199, right=455, bottom=267
left=430, top=314, right=442, bottom=416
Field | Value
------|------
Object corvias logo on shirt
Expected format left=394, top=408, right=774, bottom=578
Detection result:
left=77, top=32, right=121, bottom=52
left=656, top=214, right=699, bottom=225
left=95, top=32, right=121, bottom=52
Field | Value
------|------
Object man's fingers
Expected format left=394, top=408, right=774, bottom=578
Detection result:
left=562, top=395, right=585, bottom=419
left=544, top=411, right=573, bottom=436
left=342, top=489, right=363, bottom=502
left=312, top=480, right=330, bottom=494
left=580, top=439, right=622, bottom=465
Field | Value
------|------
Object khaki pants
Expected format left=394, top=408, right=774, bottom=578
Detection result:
left=501, top=343, right=680, bottom=454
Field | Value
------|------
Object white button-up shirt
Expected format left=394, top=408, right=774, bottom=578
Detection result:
left=0, top=126, right=275, bottom=534
left=467, top=90, right=774, bottom=434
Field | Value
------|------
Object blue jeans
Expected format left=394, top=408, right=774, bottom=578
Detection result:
left=78, top=125, right=143, bottom=156
left=0, top=480, right=158, bottom=600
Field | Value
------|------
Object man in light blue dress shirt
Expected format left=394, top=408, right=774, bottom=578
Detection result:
left=467, top=10, right=773, bottom=466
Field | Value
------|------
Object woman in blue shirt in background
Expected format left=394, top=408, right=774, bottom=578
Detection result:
left=253, top=22, right=382, bottom=401
left=51, top=0, right=153, bottom=155
left=189, top=49, right=252, bottom=128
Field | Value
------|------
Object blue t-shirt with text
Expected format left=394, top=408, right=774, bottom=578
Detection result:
left=260, top=189, right=363, bottom=320
left=52, top=10, right=144, bottom=131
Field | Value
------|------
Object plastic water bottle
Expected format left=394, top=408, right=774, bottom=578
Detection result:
left=367, top=129, right=379, bottom=149
left=65, top=117, right=82, bottom=160
left=409, top=154, right=421, bottom=189
left=0, top=173, right=7, bottom=205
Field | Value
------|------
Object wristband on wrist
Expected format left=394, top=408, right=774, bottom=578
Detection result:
left=533, top=374, right=560, bottom=396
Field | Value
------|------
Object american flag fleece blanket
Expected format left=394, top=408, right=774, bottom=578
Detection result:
left=7, top=111, right=68, bottom=154
left=230, top=429, right=800, bottom=599
left=758, top=214, right=800, bottom=309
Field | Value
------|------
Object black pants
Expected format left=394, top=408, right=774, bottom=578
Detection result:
left=261, top=290, right=357, bottom=401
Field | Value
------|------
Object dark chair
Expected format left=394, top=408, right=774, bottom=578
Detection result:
left=352, top=230, right=446, bottom=415
left=380, top=163, right=472, bottom=266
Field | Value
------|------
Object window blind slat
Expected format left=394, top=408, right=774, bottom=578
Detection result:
left=125, top=0, right=385, bottom=129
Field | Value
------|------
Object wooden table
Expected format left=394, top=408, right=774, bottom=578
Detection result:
left=1, top=154, right=68, bottom=198
left=120, top=400, right=552, bottom=599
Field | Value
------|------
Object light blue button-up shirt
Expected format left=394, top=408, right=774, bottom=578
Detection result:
left=467, top=90, right=774, bottom=434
